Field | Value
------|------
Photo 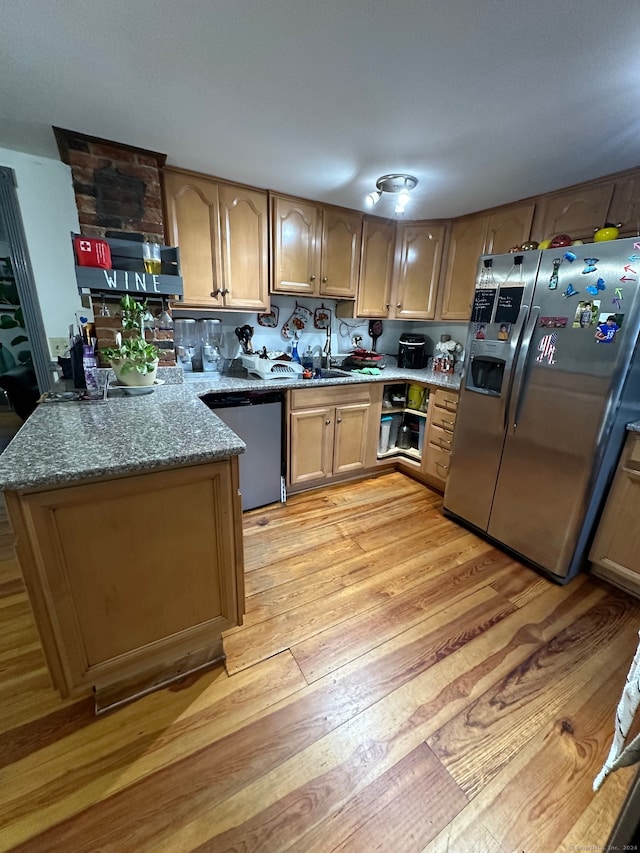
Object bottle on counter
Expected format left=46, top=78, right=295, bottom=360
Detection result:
left=291, top=342, right=301, bottom=364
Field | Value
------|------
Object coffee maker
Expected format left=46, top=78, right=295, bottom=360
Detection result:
left=397, top=334, right=427, bottom=369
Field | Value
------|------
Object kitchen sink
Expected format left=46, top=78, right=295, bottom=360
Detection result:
left=316, top=369, right=352, bottom=379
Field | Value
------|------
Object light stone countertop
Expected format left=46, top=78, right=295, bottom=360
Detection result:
left=627, top=421, right=640, bottom=433
left=0, top=364, right=461, bottom=492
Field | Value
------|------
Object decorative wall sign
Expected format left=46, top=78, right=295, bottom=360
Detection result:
left=471, top=288, right=496, bottom=324
left=76, top=267, right=183, bottom=297
left=495, top=287, right=523, bottom=324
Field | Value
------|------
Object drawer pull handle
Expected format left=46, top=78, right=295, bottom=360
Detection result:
left=442, top=419, right=455, bottom=429
left=435, top=461, right=449, bottom=472
left=437, top=437, right=452, bottom=448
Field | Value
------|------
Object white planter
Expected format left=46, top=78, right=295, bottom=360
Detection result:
left=111, top=358, right=159, bottom=387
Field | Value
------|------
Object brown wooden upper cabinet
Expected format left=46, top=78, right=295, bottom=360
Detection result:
left=440, top=202, right=535, bottom=321
left=271, top=194, right=362, bottom=299
left=355, top=217, right=396, bottom=318
left=349, top=219, right=446, bottom=320
left=531, top=183, right=614, bottom=243
left=393, top=222, right=446, bottom=320
left=163, top=167, right=269, bottom=311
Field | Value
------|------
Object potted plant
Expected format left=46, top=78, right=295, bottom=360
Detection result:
left=102, top=295, right=159, bottom=387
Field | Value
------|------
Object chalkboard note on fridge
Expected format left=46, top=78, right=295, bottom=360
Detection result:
left=472, top=288, right=496, bottom=324
left=495, top=287, right=524, bottom=325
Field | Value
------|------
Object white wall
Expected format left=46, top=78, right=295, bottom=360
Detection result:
left=173, top=294, right=468, bottom=364
left=0, top=147, right=82, bottom=348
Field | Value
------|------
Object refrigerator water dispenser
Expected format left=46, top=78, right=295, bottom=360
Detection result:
left=467, top=355, right=505, bottom=395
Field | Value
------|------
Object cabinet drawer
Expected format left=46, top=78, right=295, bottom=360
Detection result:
left=424, top=444, right=451, bottom=483
left=432, top=388, right=459, bottom=412
left=430, top=405, right=457, bottom=432
left=428, top=423, right=454, bottom=452
left=290, top=383, right=371, bottom=409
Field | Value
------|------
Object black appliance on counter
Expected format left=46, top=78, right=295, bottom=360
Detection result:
left=397, top=334, right=427, bottom=369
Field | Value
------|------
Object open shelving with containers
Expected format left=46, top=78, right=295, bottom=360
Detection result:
left=375, top=380, right=459, bottom=491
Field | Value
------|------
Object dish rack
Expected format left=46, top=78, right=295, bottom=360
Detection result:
left=241, top=354, right=304, bottom=380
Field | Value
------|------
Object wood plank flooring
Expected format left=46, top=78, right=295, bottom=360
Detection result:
left=1, top=471, right=639, bottom=852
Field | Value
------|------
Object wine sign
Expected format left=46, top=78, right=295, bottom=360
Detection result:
left=75, top=266, right=183, bottom=297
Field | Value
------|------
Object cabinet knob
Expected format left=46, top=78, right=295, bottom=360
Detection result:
left=322, top=276, right=328, bottom=283
left=211, top=289, right=221, bottom=297
left=325, top=419, right=331, bottom=425
left=397, top=303, right=402, bottom=309
left=310, top=275, right=316, bottom=282
left=337, top=417, right=342, bottom=423
left=386, top=303, right=390, bottom=310
left=222, top=288, right=230, bottom=296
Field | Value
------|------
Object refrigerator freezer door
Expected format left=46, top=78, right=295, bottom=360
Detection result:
left=487, top=239, right=640, bottom=578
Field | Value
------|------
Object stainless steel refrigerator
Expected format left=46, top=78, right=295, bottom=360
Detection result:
left=444, top=236, right=640, bottom=582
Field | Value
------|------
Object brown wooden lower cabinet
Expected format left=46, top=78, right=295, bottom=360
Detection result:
left=589, top=431, right=640, bottom=598
left=288, top=384, right=375, bottom=489
left=6, top=458, right=245, bottom=706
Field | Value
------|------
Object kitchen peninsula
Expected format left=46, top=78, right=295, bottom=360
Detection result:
left=0, top=380, right=249, bottom=711
left=0, top=365, right=460, bottom=711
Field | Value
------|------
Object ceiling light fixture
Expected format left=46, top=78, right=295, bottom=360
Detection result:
left=365, top=174, right=418, bottom=214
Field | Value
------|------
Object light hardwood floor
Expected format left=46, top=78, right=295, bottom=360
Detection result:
left=1, top=472, right=639, bottom=852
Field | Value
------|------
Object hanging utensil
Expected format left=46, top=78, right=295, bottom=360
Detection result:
left=369, top=319, right=383, bottom=351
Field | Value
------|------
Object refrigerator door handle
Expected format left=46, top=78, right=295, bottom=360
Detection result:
left=499, top=304, right=530, bottom=430
left=507, top=306, right=540, bottom=434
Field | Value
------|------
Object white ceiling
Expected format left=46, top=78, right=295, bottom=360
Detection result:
left=1, top=0, right=639, bottom=220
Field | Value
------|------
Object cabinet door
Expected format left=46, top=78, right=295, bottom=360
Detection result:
left=439, top=215, right=488, bottom=321
left=271, top=195, right=321, bottom=295
left=606, top=174, right=640, bottom=238
left=14, top=462, right=242, bottom=696
left=333, top=403, right=370, bottom=474
left=320, top=208, right=362, bottom=299
left=393, top=223, right=445, bottom=320
left=590, top=436, right=640, bottom=594
left=534, top=184, right=614, bottom=242
left=289, top=406, right=333, bottom=485
left=163, top=171, right=222, bottom=309
left=357, top=218, right=396, bottom=318
left=485, top=202, right=535, bottom=255
left=218, top=183, right=269, bottom=311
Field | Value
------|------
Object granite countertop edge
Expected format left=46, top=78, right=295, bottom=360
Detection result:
left=0, top=366, right=461, bottom=492
left=627, top=421, right=640, bottom=433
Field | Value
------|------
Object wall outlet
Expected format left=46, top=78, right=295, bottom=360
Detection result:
left=48, top=337, right=69, bottom=358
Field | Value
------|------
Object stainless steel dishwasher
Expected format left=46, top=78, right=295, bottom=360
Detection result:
left=201, top=390, right=285, bottom=511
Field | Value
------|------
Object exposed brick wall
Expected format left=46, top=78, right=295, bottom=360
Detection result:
left=54, top=129, right=166, bottom=242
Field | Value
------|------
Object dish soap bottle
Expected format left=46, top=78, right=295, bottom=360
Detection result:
left=291, top=341, right=301, bottom=364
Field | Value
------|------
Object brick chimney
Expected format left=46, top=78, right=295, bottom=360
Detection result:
left=54, top=128, right=166, bottom=242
